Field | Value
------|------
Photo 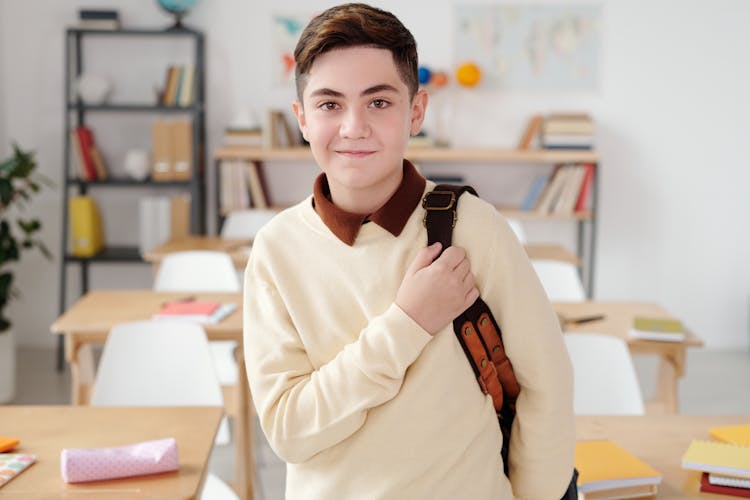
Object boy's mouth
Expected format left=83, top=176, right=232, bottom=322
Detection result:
left=335, top=149, right=376, bottom=158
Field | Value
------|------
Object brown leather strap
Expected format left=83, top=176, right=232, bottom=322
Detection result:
left=423, top=185, right=519, bottom=415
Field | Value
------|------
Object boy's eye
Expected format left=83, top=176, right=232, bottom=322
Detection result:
left=370, top=98, right=390, bottom=109
left=319, top=101, right=340, bottom=111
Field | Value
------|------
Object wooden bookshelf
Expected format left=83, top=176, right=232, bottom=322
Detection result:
left=213, top=145, right=599, bottom=295
left=214, top=145, right=599, bottom=164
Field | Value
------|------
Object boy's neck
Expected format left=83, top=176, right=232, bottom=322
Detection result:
left=328, top=168, right=405, bottom=215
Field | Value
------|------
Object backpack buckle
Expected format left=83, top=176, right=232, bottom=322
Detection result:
left=422, top=190, right=456, bottom=211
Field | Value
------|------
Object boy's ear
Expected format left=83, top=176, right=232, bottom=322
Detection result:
left=409, top=89, right=428, bottom=136
left=292, top=100, right=308, bottom=141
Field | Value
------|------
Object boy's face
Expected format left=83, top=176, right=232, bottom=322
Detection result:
left=293, top=46, right=427, bottom=212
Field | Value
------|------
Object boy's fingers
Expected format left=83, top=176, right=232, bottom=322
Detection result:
left=406, top=242, right=442, bottom=276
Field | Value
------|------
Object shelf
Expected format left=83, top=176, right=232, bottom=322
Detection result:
left=214, top=145, right=599, bottom=164
left=66, top=177, right=193, bottom=187
left=499, top=208, right=593, bottom=221
left=67, top=103, right=200, bottom=113
left=64, top=246, right=143, bottom=263
left=67, top=27, right=203, bottom=37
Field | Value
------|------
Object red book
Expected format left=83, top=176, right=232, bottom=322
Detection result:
left=700, top=473, right=750, bottom=497
left=75, top=126, right=98, bottom=180
left=574, top=163, right=595, bottom=212
left=157, top=300, right=221, bottom=316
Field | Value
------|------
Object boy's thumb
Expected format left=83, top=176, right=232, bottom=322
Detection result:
left=406, top=242, right=442, bottom=276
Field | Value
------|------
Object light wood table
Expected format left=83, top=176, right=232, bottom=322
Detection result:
left=143, top=236, right=252, bottom=274
left=0, top=406, right=222, bottom=499
left=556, top=302, right=704, bottom=415
left=576, top=414, right=750, bottom=498
left=50, top=290, right=255, bottom=500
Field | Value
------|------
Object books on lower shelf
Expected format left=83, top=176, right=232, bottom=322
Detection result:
left=0, top=454, right=37, bottom=489
left=575, top=439, right=662, bottom=499
left=153, top=300, right=237, bottom=324
left=70, top=126, right=109, bottom=181
left=629, top=316, right=685, bottom=342
left=219, top=159, right=271, bottom=211
left=526, top=162, right=594, bottom=215
left=682, top=439, right=750, bottom=479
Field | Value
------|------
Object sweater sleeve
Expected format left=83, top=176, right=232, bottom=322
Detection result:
left=243, top=253, right=432, bottom=464
left=477, top=211, right=576, bottom=499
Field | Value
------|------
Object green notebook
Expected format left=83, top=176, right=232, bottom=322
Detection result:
left=630, top=316, right=685, bottom=342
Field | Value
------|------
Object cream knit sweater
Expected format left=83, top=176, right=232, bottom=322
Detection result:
left=243, top=183, right=575, bottom=499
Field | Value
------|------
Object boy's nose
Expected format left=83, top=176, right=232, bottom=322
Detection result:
left=339, top=109, right=370, bottom=139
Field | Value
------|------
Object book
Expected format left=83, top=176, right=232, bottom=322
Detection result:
left=518, top=114, right=542, bottom=150
left=153, top=300, right=237, bottom=324
left=575, top=163, right=596, bottom=212
left=178, top=64, right=195, bottom=107
left=151, top=119, right=174, bottom=181
left=700, top=473, right=750, bottom=497
left=575, top=439, right=662, bottom=499
left=629, top=316, right=685, bottom=342
left=0, top=454, right=37, bottom=489
left=171, top=119, right=193, bottom=181
left=682, top=439, right=750, bottom=479
left=520, top=174, right=548, bottom=211
left=74, top=126, right=97, bottom=180
left=710, top=424, right=750, bottom=446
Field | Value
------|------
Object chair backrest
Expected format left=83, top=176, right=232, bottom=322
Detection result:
left=154, top=250, right=240, bottom=292
left=506, top=217, right=527, bottom=244
left=531, top=259, right=586, bottom=301
left=220, top=209, right=276, bottom=239
left=91, top=321, right=224, bottom=407
left=564, top=333, right=645, bottom=415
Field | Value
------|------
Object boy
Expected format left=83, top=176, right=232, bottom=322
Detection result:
left=244, top=3, right=574, bottom=499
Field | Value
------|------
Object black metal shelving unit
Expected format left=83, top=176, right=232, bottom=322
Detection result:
left=58, top=27, right=206, bottom=369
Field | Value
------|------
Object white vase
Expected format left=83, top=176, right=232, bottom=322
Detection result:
left=0, top=329, right=15, bottom=403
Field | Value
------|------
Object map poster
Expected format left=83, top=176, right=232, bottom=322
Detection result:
left=454, top=4, right=601, bottom=91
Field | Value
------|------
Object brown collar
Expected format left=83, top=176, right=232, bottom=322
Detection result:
left=312, top=160, right=426, bottom=246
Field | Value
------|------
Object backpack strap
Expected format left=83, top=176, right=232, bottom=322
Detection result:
left=422, top=185, right=520, bottom=413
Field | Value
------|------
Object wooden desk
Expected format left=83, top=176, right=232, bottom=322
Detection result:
left=576, top=415, right=750, bottom=498
left=145, top=236, right=579, bottom=270
left=556, top=302, right=704, bottom=415
left=50, top=290, right=255, bottom=500
left=0, top=406, right=222, bottom=499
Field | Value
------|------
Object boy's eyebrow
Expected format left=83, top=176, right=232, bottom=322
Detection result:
left=308, top=84, right=400, bottom=99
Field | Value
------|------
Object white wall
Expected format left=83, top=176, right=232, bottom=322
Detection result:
left=2, top=0, right=749, bottom=350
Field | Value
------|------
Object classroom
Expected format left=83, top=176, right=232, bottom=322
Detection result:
left=1, top=1, right=749, bottom=499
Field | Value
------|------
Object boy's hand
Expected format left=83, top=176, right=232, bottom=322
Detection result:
left=396, top=242, right=479, bottom=335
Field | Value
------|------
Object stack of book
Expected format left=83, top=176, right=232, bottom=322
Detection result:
left=159, top=65, right=195, bottom=107
left=540, top=113, right=594, bottom=150
left=682, top=424, right=750, bottom=497
left=521, top=162, right=595, bottom=215
left=78, top=9, right=120, bottom=30
left=575, top=439, right=662, bottom=499
left=629, top=316, right=686, bottom=342
left=223, top=127, right=263, bottom=147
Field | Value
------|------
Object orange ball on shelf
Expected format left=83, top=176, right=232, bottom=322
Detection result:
left=455, top=62, right=482, bottom=87
left=430, top=71, right=449, bottom=88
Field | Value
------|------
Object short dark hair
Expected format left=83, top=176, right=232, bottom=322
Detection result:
left=294, top=3, right=419, bottom=102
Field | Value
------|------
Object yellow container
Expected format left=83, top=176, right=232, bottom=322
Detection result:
left=69, top=196, right=104, bottom=257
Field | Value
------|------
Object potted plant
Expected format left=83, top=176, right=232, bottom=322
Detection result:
left=0, top=144, right=50, bottom=402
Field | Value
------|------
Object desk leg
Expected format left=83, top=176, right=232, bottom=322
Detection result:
left=235, top=350, right=255, bottom=500
left=651, top=350, right=684, bottom=415
left=65, top=334, right=94, bottom=405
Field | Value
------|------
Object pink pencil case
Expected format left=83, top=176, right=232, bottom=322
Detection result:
left=61, top=437, right=178, bottom=483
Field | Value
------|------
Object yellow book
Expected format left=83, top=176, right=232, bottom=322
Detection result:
left=69, top=196, right=104, bottom=257
left=575, top=440, right=662, bottom=498
left=710, top=423, right=750, bottom=446
left=682, top=439, right=750, bottom=479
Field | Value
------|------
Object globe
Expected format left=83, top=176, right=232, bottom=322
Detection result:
left=157, top=0, right=198, bottom=29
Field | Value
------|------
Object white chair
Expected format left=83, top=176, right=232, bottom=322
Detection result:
left=505, top=217, right=527, bottom=244
left=220, top=209, right=276, bottom=239
left=531, top=259, right=586, bottom=301
left=153, top=250, right=241, bottom=386
left=564, top=333, right=645, bottom=415
left=90, top=321, right=238, bottom=500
